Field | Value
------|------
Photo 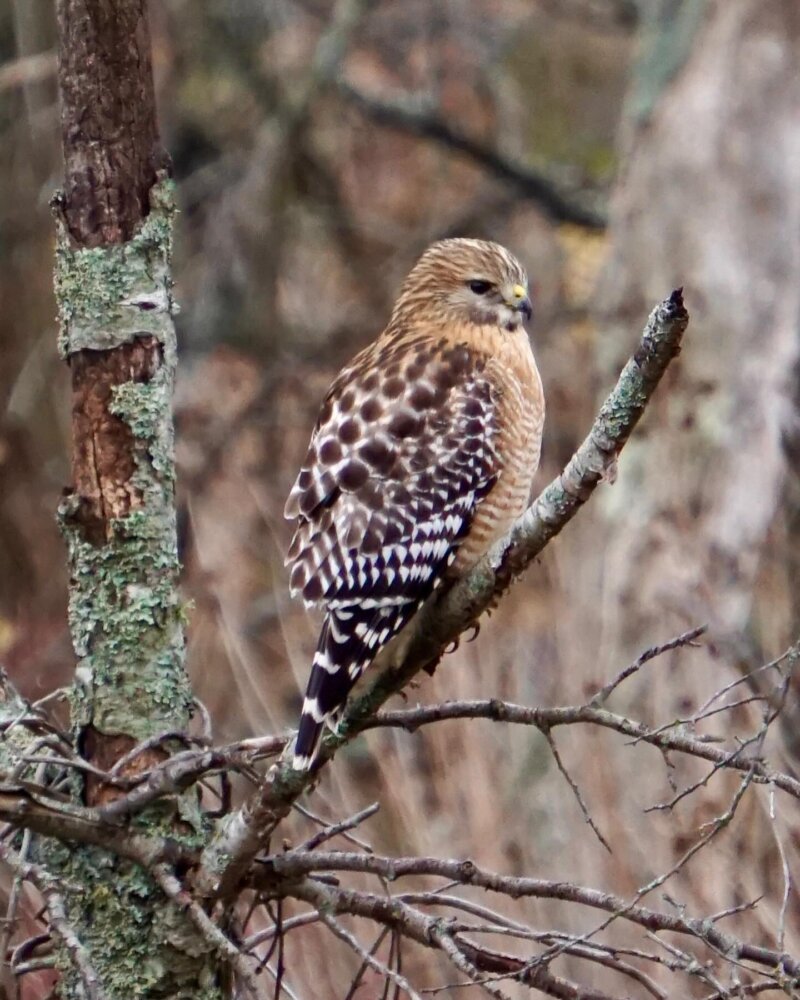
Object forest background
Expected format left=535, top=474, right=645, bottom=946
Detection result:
left=1, top=1, right=799, bottom=996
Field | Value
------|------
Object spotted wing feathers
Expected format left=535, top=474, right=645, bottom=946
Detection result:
left=286, top=334, right=499, bottom=769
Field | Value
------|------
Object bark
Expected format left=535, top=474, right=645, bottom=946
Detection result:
left=56, top=0, right=165, bottom=247
left=48, top=1, right=222, bottom=996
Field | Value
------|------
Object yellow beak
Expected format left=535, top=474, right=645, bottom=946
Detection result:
left=505, top=283, right=532, bottom=321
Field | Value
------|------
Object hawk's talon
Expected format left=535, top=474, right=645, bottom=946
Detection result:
left=465, top=622, right=481, bottom=642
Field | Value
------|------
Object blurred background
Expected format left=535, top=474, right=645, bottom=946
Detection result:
left=1, top=0, right=799, bottom=995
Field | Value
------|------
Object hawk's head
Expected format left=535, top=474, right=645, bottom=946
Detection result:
left=394, top=238, right=533, bottom=333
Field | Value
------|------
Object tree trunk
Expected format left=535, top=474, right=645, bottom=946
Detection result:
left=48, top=1, right=223, bottom=995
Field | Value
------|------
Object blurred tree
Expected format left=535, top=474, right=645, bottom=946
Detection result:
left=595, top=0, right=800, bottom=704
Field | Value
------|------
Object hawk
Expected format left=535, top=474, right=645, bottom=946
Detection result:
left=285, top=239, right=544, bottom=769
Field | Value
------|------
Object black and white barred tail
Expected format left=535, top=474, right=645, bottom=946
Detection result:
left=293, top=602, right=417, bottom=770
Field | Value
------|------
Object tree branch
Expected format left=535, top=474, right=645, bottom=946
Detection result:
left=261, top=853, right=800, bottom=980
left=337, top=81, right=607, bottom=230
left=359, top=687, right=800, bottom=802
left=0, top=787, right=181, bottom=865
left=283, top=875, right=746, bottom=1000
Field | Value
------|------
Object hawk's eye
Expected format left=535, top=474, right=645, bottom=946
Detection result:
left=467, top=280, right=492, bottom=295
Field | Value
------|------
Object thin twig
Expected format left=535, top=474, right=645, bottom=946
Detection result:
left=693, top=646, right=797, bottom=719
left=150, top=865, right=264, bottom=999
left=293, top=801, right=375, bottom=853
left=262, top=961, right=303, bottom=1000
left=45, top=891, right=107, bottom=1000
left=0, top=825, right=32, bottom=974
left=768, top=784, right=791, bottom=953
left=317, top=909, right=424, bottom=1000
left=243, top=910, right=319, bottom=951
left=643, top=726, right=770, bottom=814
left=7, top=855, right=106, bottom=1000
left=297, top=801, right=379, bottom=852
left=540, top=726, right=611, bottom=852
left=590, top=625, right=707, bottom=706
left=343, top=926, right=391, bottom=1000
left=364, top=697, right=800, bottom=802
left=700, top=982, right=784, bottom=999
left=263, top=845, right=800, bottom=979
left=431, top=925, right=513, bottom=1000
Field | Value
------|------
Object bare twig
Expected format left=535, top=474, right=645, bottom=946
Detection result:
left=297, top=801, right=379, bottom=852
left=363, top=697, right=800, bottom=802
left=44, top=890, right=107, bottom=1000
left=262, top=961, right=302, bottom=1000
left=96, top=737, right=286, bottom=822
left=342, top=925, right=391, bottom=1000
left=589, top=625, right=707, bottom=706
left=0, top=786, right=180, bottom=866
left=430, top=925, right=513, bottom=1000
left=243, top=911, right=320, bottom=952
left=0, top=826, right=32, bottom=976
left=5, top=857, right=106, bottom=1000
left=767, top=784, right=791, bottom=953
left=693, top=645, right=797, bottom=719
left=150, top=865, right=264, bottom=999
left=700, top=982, right=784, bottom=999
left=540, top=726, right=611, bottom=852
left=643, top=726, right=769, bottom=814
left=317, top=909, right=424, bottom=1000
left=107, top=731, right=199, bottom=777
left=11, top=955, right=57, bottom=976
left=516, top=735, right=769, bottom=985
left=260, top=850, right=800, bottom=980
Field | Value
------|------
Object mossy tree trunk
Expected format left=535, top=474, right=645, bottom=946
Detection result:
left=46, top=1, right=223, bottom=996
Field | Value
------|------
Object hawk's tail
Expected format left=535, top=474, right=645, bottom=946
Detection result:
left=293, top=603, right=415, bottom=770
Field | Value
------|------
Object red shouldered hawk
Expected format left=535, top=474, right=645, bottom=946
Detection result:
left=285, top=239, right=544, bottom=769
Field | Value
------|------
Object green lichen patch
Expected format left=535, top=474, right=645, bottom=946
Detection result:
left=110, top=365, right=177, bottom=485
left=46, top=845, right=222, bottom=1000
left=59, top=498, right=192, bottom=739
left=54, top=178, right=178, bottom=359
left=54, top=174, right=192, bottom=740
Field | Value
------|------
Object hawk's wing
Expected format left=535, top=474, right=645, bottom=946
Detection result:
left=285, top=331, right=502, bottom=768
left=285, top=333, right=500, bottom=608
